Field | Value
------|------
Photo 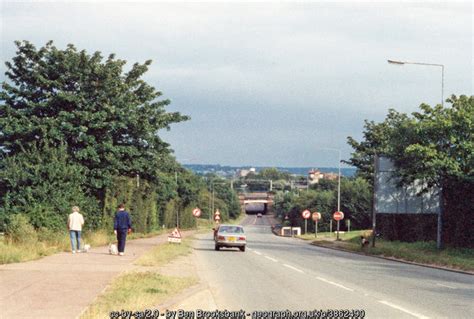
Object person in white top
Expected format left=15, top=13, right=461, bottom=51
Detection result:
left=68, top=206, right=84, bottom=253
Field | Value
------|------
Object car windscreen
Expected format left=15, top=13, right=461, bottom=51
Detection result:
left=219, top=226, right=244, bottom=233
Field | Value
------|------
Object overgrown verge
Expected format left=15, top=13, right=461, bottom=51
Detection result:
left=0, top=215, right=164, bottom=264
left=297, top=230, right=474, bottom=272
left=135, top=237, right=193, bottom=267
left=81, top=235, right=197, bottom=318
left=80, top=271, right=198, bottom=319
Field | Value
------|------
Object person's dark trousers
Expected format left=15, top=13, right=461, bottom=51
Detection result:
left=116, top=229, right=128, bottom=253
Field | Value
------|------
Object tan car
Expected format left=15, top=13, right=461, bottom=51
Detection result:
left=214, top=224, right=246, bottom=252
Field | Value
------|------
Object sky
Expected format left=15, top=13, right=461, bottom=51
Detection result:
left=1, top=0, right=472, bottom=167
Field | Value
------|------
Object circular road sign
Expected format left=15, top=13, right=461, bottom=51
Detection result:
left=312, top=212, right=321, bottom=221
left=302, top=209, right=311, bottom=219
left=333, top=211, right=344, bottom=221
left=192, top=208, right=201, bottom=217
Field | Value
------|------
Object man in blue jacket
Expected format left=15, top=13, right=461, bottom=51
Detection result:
left=114, top=204, right=132, bottom=256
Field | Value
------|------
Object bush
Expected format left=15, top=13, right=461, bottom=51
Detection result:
left=5, top=214, right=37, bottom=243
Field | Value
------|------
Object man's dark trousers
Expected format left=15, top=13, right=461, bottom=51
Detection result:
left=116, top=229, right=128, bottom=253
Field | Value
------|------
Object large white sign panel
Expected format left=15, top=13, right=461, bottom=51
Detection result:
left=375, top=157, right=440, bottom=214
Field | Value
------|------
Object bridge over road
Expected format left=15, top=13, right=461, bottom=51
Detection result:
left=238, top=192, right=274, bottom=215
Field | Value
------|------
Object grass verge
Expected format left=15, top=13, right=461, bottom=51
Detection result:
left=297, top=230, right=474, bottom=272
left=80, top=271, right=198, bottom=319
left=135, top=237, right=193, bottom=267
left=0, top=229, right=164, bottom=264
left=81, top=234, right=198, bottom=318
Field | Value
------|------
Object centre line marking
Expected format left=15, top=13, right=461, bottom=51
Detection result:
left=283, top=264, right=304, bottom=273
left=316, top=277, right=354, bottom=292
left=436, top=283, right=456, bottom=289
left=265, top=256, right=278, bottom=262
left=253, top=251, right=262, bottom=255
left=378, top=300, right=430, bottom=319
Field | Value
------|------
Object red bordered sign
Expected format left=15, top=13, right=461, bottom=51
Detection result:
left=192, top=208, right=201, bottom=217
left=301, top=209, right=311, bottom=219
left=333, top=211, right=344, bottom=221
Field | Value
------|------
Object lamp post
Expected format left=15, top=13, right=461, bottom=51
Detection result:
left=387, top=59, right=445, bottom=249
left=387, top=59, right=444, bottom=107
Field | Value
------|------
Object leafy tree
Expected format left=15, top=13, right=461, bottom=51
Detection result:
left=346, top=95, right=474, bottom=247
left=339, top=178, right=372, bottom=229
left=258, top=167, right=291, bottom=180
left=345, top=110, right=408, bottom=182
left=0, top=142, right=99, bottom=230
left=0, top=41, right=189, bottom=197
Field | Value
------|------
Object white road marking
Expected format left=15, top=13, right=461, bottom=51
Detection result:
left=265, top=256, right=278, bottom=262
left=378, top=300, right=430, bottom=319
left=316, top=277, right=354, bottom=292
left=253, top=251, right=262, bottom=255
left=436, top=283, right=457, bottom=289
left=283, top=264, right=304, bottom=273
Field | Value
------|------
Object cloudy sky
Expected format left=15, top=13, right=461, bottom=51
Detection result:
left=1, top=1, right=472, bottom=167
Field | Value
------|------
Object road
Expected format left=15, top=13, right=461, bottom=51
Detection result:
left=188, top=214, right=474, bottom=319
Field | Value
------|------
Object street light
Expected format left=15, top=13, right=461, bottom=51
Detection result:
left=387, top=59, right=444, bottom=107
left=387, top=59, right=445, bottom=249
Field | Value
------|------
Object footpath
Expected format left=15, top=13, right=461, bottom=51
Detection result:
left=0, top=233, right=188, bottom=319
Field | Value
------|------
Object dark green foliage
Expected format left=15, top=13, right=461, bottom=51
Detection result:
left=346, top=95, right=474, bottom=247
left=257, top=168, right=291, bottom=181
left=0, top=41, right=189, bottom=195
left=4, top=214, right=37, bottom=243
left=0, top=41, right=192, bottom=232
left=213, top=183, right=241, bottom=219
left=0, top=143, right=99, bottom=231
left=273, top=177, right=372, bottom=233
left=103, top=177, right=159, bottom=233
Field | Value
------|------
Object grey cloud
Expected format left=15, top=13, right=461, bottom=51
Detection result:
left=1, top=1, right=472, bottom=166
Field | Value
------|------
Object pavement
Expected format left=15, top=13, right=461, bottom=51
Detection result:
left=0, top=232, right=189, bottom=319
left=169, top=214, right=474, bottom=319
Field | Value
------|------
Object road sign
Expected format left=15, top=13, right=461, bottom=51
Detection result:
left=312, top=212, right=321, bottom=221
left=302, top=209, right=311, bottom=219
left=192, top=208, right=201, bottom=217
left=333, top=211, right=344, bottom=221
left=168, top=227, right=182, bottom=243
left=215, top=209, right=221, bottom=215
left=214, top=214, right=221, bottom=222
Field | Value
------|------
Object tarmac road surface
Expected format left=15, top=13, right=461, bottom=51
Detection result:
left=187, top=214, right=474, bottom=319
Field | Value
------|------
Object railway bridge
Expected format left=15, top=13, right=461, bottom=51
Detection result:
left=238, top=192, right=274, bottom=214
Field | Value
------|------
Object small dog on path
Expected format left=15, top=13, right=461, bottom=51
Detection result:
left=83, top=244, right=91, bottom=252
left=109, top=243, right=118, bottom=255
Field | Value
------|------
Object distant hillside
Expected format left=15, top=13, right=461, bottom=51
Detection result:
left=183, top=164, right=356, bottom=178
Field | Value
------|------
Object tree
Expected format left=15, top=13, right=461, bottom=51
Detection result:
left=346, top=95, right=474, bottom=247
left=258, top=168, right=291, bottom=181
left=0, top=41, right=189, bottom=197
left=345, top=109, right=409, bottom=182
left=0, top=142, right=99, bottom=230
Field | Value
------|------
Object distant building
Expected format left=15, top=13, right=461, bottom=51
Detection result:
left=308, top=169, right=323, bottom=184
left=238, top=167, right=256, bottom=178
left=308, top=169, right=338, bottom=183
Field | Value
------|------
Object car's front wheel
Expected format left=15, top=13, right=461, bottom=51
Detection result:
left=215, top=244, right=220, bottom=251
left=239, top=246, right=245, bottom=252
